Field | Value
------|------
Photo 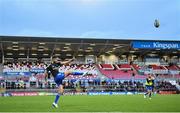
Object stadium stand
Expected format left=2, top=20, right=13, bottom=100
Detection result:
left=2, top=61, right=180, bottom=88
left=0, top=36, right=179, bottom=95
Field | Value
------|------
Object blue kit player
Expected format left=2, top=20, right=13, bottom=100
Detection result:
left=45, top=57, right=86, bottom=108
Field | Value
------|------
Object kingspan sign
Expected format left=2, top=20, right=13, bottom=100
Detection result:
left=132, top=41, right=180, bottom=49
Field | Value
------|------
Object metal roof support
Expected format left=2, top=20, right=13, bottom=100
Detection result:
left=0, top=43, right=4, bottom=63
left=98, top=40, right=109, bottom=56
left=27, top=48, right=30, bottom=61
left=50, top=40, right=58, bottom=61
left=75, top=40, right=83, bottom=57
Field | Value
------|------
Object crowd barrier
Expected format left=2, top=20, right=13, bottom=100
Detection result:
left=1, top=91, right=178, bottom=97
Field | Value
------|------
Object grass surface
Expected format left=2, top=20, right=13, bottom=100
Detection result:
left=0, top=94, right=180, bottom=112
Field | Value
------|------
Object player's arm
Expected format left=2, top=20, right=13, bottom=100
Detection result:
left=45, top=65, right=51, bottom=81
left=146, top=78, right=150, bottom=83
left=61, top=58, right=74, bottom=65
left=44, top=70, right=48, bottom=81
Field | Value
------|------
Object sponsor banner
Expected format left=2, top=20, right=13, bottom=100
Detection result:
left=2, top=91, right=156, bottom=96
left=30, top=68, right=45, bottom=73
left=126, top=92, right=134, bottom=95
left=39, top=92, right=87, bottom=96
left=111, top=92, right=126, bottom=95
left=88, top=92, right=110, bottom=95
left=159, top=91, right=177, bottom=94
left=73, top=92, right=87, bottom=95
left=137, top=92, right=145, bottom=95
left=3, top=72, right=31, bottom=76
left=0, top=93, right=12, bottom=97
left=38, top=92, right=56, bottom=96
left=11, top=92, right=38, bottom=96
left=63, top=92, right=75, bottom=96
left=132, top=41, right=180, bottom=49
left=39, top=92, right=129, bottom=96
left=87, top=92, right=135, bottom=95
left=25, top=92, right=38, bottom=96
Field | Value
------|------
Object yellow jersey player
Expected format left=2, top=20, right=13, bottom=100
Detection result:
left=144, top=74, right=153, bottom=99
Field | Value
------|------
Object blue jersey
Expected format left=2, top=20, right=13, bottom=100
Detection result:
left=46, top=63, right=62, bottom=77
left=46, top=63, right=64, bottom=86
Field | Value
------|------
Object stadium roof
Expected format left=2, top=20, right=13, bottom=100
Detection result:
left=0, top=36, right=179, bottom=60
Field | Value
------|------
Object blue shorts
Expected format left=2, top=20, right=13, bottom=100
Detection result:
left=54, top=73, right=65, bottom=86
left=146, top=86, right=153, bottom=91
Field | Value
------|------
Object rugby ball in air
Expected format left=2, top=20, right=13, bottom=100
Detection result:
left=154, top=19, right=160, bottom=28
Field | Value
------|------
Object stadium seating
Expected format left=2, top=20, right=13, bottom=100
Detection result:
left=166, top=65, right=179, bottom=70
left=3, top=62, right=47, bottom=72
left=98, top=63, right=180, bottom=79
left=151, top=65, right=166, bottom=70
left=3, top=62, right=98, bottom=81
left=150, top=65, right=168, bottom=74
left=3, top=61, right=180, bottom=80
left=98, top=64, right=145, bottom=79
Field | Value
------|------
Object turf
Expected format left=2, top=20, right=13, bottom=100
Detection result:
left=0, top=94, right=180, bottom=112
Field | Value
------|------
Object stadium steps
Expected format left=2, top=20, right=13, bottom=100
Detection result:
left=130, top=65, right=138, bottom=74
left=94, top=65, right=109, bottom=79
left=131, top=65, right=143, bottom=75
